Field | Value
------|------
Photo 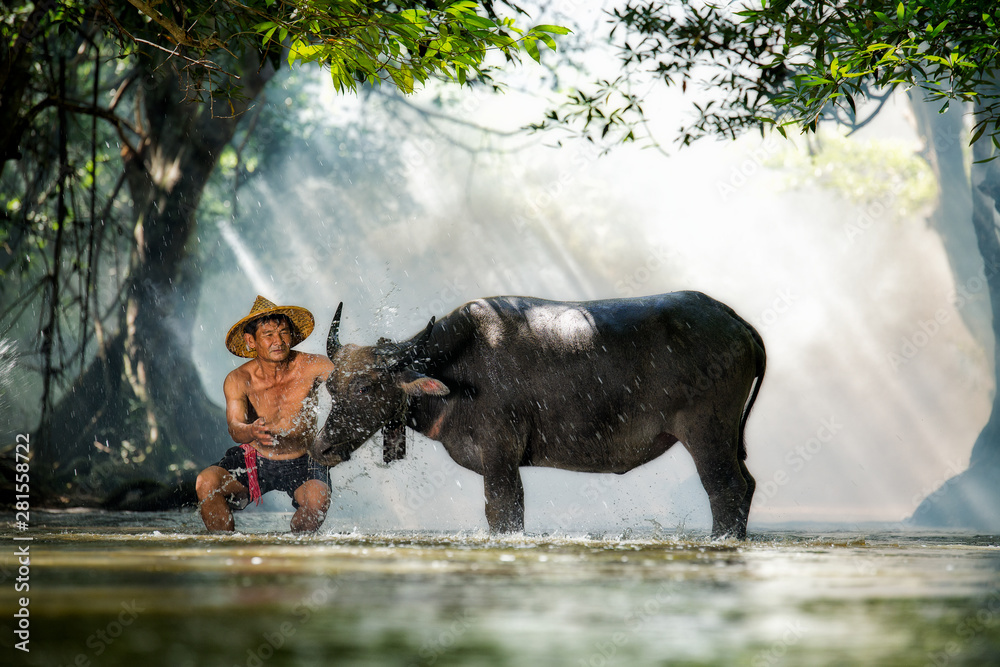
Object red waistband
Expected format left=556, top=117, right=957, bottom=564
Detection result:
left=239, top=443, right=263, bottom=505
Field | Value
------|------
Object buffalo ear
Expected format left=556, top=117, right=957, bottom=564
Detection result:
left=397, top=369, right=449, bottom=397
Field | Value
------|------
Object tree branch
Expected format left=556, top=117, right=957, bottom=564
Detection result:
left=124, top=0, right=222, bottom=50
left=23, top=96, right=141, bottom=155
left=131, top=37, right=238, bottom=78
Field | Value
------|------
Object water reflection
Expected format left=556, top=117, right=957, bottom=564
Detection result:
left=3, top=510, right=999, bottom=666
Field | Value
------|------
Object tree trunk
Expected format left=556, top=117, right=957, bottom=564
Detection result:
left=966, top=127, right=1000, bottom=467
left=907, top=94, right=991, bottom=357
left=910, top=93, right=1000, bottom=529
left=35, top=51, right=275, bottom=507
left=0, top=0, right=59, bottom=173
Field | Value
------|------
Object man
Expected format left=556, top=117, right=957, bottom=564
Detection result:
left=196, top=295, right=336, bottom=533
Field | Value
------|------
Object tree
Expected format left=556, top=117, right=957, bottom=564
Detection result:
left=0, top=0, right=566, bottom=507
left=1, top=2, right=565, bottom=176
left=540, top=0, right=1000, bottom=528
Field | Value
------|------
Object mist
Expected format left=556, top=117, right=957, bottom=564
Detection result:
left=191, top=76, right=987, bottom=533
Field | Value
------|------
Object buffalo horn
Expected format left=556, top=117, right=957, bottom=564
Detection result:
left=399, top=316, right=436, bottom=367
left=327, top=302, right=344, bottom=359
left=375, top=316, right=435, bottom=369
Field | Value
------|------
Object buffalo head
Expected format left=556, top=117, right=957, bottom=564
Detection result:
left=310, top=303, right=450, bottom=466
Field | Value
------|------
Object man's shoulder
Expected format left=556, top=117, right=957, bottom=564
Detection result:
left=224, top=362, right=255, bottom=387
left=294, top=351, right=336, bottom=374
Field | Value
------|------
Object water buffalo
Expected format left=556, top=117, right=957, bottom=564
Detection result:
left=311, top=292, right=766, bottom=538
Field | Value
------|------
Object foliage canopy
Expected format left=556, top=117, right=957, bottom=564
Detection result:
left=22, top=0, right=569, bottom=97
left=257, top=0, right=569, bottom=92
left=540, top=0, right=1000, bottom=147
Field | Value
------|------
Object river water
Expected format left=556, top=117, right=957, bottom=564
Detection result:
left=2, top=510, right=999, bottom=666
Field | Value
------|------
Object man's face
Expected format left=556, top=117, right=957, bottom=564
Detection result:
left=246, top=319, right=293, bottom=362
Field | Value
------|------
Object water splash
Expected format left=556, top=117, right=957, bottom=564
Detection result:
left=0, top=338, right=18, bottom=418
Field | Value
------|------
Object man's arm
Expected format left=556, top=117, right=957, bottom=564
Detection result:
left=223, top=371, right=272, bottom=445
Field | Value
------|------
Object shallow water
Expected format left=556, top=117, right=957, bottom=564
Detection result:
left=2, top=511, right=1000, bottom=666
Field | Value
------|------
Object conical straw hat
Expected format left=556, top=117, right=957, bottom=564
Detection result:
left=225, top=295, right=315, bottom=358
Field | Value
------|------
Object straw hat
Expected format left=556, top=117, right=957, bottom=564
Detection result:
left=225, top=295, right=315, bottom=358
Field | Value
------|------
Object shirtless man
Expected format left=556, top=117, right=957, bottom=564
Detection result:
left=196, top=296, right=336, bottom=533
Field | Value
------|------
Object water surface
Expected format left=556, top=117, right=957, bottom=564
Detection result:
left=3, top=511, right=999, bottom=666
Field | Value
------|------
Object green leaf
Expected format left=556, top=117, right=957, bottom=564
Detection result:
left=538, top=33, right=557, bottom=52
left=445, top=1, right=480, bottom=16
left=971, top=123, right=987, bottom=145
left=524, top=37, right=540, bottom=63
left=392, top=66, right=415, bottom=93
left=461, top=15, right=496, bottom=30
left=532, top=24, right=572, bottom=36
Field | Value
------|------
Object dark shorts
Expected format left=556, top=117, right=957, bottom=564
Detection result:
left=214, top=445, right=330, bottom=510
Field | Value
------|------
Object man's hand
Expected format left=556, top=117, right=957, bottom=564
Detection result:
left=250, top=418, right=273, bottom=446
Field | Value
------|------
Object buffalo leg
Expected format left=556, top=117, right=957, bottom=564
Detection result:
left=702, top=459, right=749, bottom=539
left=686, top=429, right=750, bottom=539
left=738, top=459, right=756, bottom=535
left=483, top=464, right=525, bottom=533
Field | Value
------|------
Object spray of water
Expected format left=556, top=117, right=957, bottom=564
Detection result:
left=0, top=338, right=17, bottom=417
